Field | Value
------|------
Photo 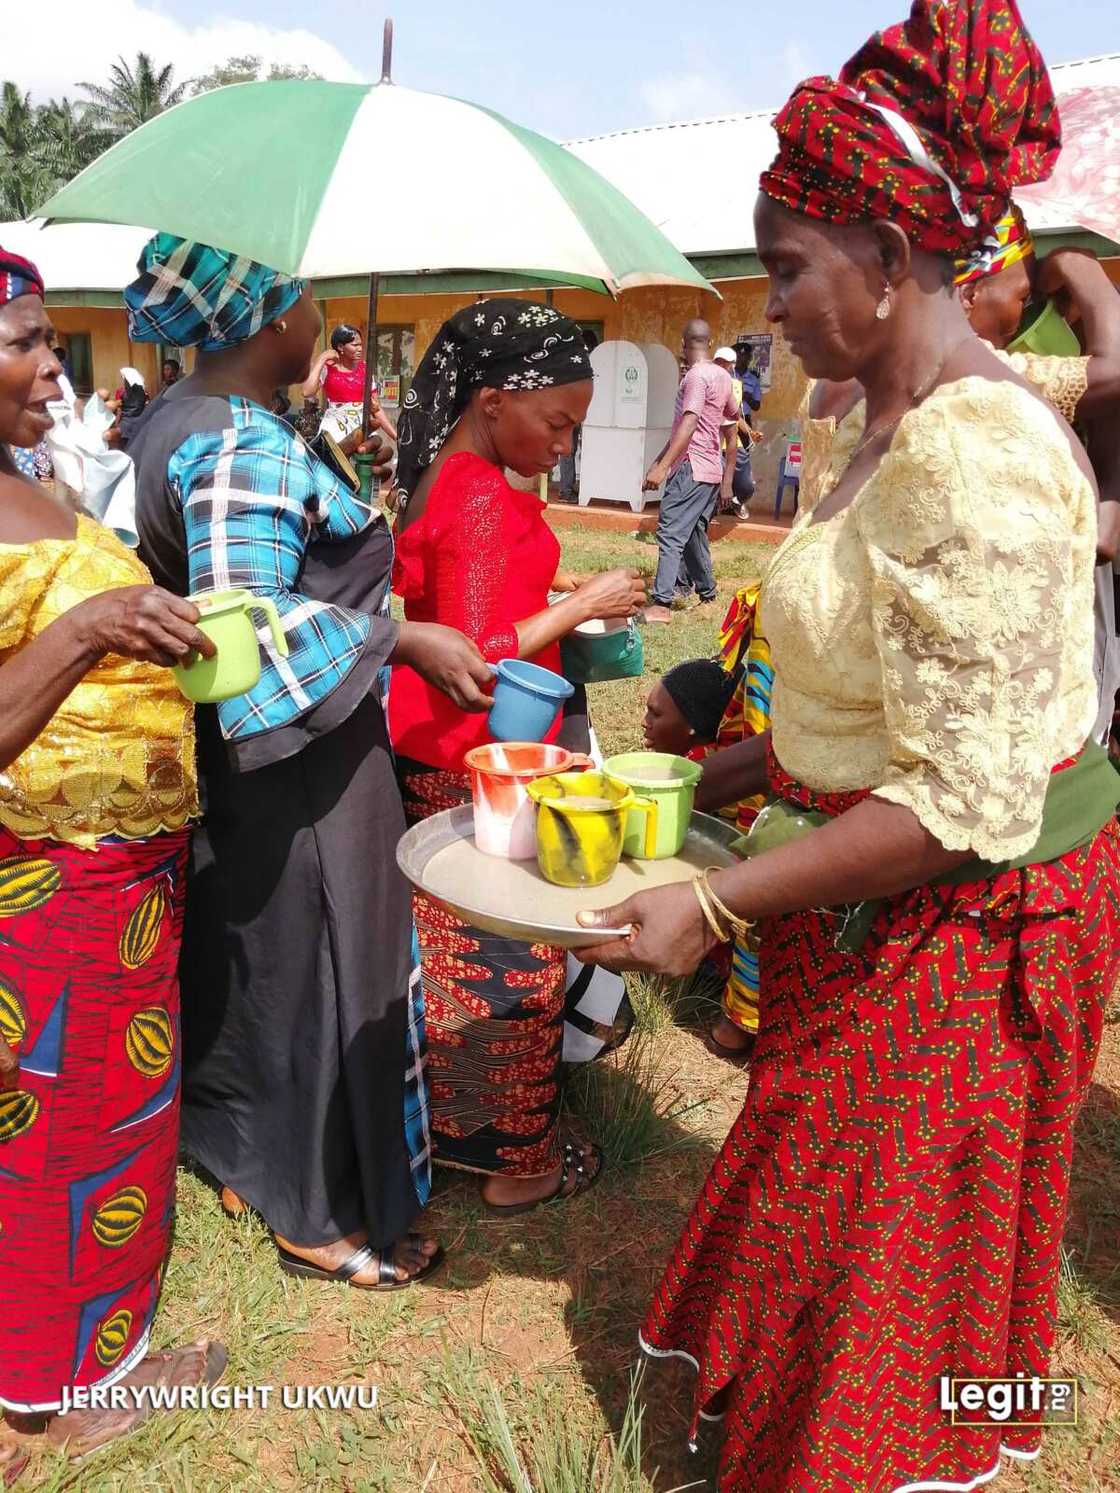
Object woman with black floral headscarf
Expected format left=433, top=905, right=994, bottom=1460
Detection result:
left=390, top=298, right=646, bottom=1214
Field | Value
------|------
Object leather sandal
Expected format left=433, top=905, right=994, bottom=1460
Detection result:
left=483, top=1140, right=605, bottom=1217
left=276, top=1236, right=445, bottom=1291
left=45, top=1340, right=227, bottom=1459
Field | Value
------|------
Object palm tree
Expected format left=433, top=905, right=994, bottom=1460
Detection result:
left=35, top=98, right=105, bottom=182
left=0, top=81, right=45, bottom=218
left=79, top=52, right=187, bottom=141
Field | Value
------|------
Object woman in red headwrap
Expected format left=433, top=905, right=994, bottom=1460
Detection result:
left=574, top=4, right=1120, bottom=1490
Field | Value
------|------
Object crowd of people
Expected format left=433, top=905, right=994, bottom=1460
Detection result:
left=1, top=0, right=1118, bottom=1488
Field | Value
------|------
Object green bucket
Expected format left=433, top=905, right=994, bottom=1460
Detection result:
left=561, top=617, right=644, bottom=685
left=603, top=751, right=702, bottom=859
left=1007, top=298, right=1081, bottom=358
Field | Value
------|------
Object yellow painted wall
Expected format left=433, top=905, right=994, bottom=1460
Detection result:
left=49, top=306, right=168, bottom=396
left=61, top=257, right=1120, bottom=502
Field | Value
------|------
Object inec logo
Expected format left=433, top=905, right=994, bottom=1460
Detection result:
left=624, top=365, right=639, bottom=383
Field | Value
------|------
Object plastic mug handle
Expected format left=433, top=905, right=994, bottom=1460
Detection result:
left=249, top=597, right=290, bottom=659
left=568, top=753, right=594, bottom=772
left=629, top=794, right=659, bottom=858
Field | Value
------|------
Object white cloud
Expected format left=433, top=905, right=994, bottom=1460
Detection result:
left=5, top=0, right=363, bottom=102
left=635, top=40, right=823, bottom=128
left=638, top=70, right=740, bottom=124
left=779, top=42, right=814, bottom=90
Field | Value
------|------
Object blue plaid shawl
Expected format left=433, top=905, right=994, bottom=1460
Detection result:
left=169, top=399, right=378, bottom=740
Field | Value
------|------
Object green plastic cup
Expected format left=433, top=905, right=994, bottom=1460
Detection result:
left=172, top=588, right=289, bottom=704
left=1007, top=298, right=1081, bottom=358
left=603, top=751, right=702, bottom=859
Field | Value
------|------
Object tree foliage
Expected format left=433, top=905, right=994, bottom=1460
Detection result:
left=0, top=50, right=320, bottom=220
left=77, top=52, right=188, bottom=139
left=190, top=54, right=321, bottom=95
left=0, top=82, right=104, bottom=218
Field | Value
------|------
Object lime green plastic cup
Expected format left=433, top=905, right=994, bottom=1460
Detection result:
left=172, top=588, right=289, bottom=704
left=603, top=751, right=702, bottom=859
left=1007, top=298, right=1081, bottom=358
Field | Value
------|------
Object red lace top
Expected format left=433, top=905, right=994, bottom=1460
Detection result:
left=389, top=452, right=563, bottom=769
left=322, top=359, right=371, bottom=404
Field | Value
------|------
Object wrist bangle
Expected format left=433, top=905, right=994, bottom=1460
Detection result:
left=692, top=875, right=732, bottom=943
left=700, top=868, right=754, bottom=940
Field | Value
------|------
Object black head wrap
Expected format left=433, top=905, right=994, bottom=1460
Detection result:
left=662, top=659, right=740, bottom=744
left=395, top=298, right=594, bottom=509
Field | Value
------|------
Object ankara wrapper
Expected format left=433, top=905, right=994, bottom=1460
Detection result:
left=398, top=760, right=566, bottom=1179
left=0, top=827, right=188, bottom=1412
left=641, top=756, right=1120, bottom=1493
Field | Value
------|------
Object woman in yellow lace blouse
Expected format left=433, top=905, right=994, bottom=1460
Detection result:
left=0, top=246, right=225, bottom=1478
left=575, top=5, right=1120, bottom=1491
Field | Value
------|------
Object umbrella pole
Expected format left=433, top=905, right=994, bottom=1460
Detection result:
left=361, top=271, right=381, bottom=438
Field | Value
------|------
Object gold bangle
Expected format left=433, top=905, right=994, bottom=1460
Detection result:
left=700, top=868, right=754, bottom=939
left=692, top=875, right=732, bottom=943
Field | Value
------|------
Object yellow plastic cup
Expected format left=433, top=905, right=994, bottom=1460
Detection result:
left=172, top=588, right=289, bottom=704
left=527, top=770, right=658, bottom=887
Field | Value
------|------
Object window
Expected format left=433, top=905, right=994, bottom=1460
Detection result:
left=61, top=332, right=93, bottom=395
left=376, top=325, right=415, bottom=407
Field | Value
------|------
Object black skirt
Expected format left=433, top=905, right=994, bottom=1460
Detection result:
left=180, top=698, right=429, bottom=1249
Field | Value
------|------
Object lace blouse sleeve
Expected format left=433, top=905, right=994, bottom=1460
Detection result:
left=859, top=379, right=1096, bottom=862
left=1000, top=350, right=1089, bottom=423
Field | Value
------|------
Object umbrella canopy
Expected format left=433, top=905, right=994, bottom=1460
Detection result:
left=1018, top=86, right=1120, bottom=247
left=35, top=80, right=714, bottom=298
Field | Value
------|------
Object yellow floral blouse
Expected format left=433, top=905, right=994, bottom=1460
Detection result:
left=762, top=376, right=1098, bottom=862
left=0, top=515, right=198, bottom=849
left=798, top=389, right=865, bottom=515
left=797, top=353, right=1088, bottom=520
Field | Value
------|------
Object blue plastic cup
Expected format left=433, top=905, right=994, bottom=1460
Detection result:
left=488, top=659, right=574, bottom=743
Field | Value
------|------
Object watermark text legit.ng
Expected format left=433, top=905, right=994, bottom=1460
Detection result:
left=58, top=1383, right=378, bottom=1415
left=939, top=1377, right=1078, bottom=1427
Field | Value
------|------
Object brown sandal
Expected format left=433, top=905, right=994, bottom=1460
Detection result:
left=0, top=1434, right=29, bottom=1489
left=45, top=1340, right=227, bottom=1459
left=704, top=1025, right=755, bottom=1067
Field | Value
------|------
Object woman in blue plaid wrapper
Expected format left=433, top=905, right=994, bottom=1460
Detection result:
left=127, top=234, right=494, bottom=1291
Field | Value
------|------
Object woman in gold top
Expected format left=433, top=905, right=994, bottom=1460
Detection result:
left=577, top=4, right=1120, bottom=1491
left=0, top=245, right=225, bottom=1476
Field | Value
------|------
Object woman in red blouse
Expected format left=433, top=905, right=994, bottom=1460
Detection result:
left=302, top=323, right=397, bottom=445
left=391, top=299, right=645, bottom=1213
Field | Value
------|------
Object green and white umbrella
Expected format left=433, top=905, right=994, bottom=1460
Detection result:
left=36, top=78, right=712, bottom=297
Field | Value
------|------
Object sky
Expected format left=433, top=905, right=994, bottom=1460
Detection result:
left=7, top=0, right=1118, bottom=140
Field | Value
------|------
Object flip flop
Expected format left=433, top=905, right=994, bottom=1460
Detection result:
left=277, top=1237, right=445, bottom=1291
left=483, top=1140, right=605, bottom=1217
left=704, top=1026, right=755, bottom=1067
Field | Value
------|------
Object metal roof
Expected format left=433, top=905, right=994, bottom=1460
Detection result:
left=567, top=54, right=1120, bottom=259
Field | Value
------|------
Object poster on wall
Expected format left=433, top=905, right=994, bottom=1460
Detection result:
left=734, top=331, right=774, bottom=391
left=379, top=374, right=401, bottom=405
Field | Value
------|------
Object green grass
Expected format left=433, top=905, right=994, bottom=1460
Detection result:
left=567, top=1027, right=709, bottom=1170
left=11, top=525, right=1119, bottom=1493
left=556, top=525, right=773, bottom=760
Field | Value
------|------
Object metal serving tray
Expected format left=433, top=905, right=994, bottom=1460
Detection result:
left=397, top=805, right=740, bottom=948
